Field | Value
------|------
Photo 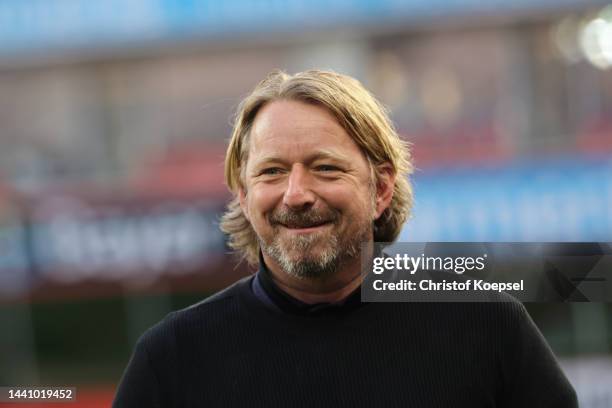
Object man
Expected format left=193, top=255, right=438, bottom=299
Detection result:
left=113, top=70, right=577, bottom=407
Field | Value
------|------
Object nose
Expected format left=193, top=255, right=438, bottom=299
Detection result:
left=283, top=164, right=316, bottom=210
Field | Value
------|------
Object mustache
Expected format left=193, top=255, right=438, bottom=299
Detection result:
left=269, top=208, right=340, bottom=229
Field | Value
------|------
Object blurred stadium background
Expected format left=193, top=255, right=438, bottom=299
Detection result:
left=1, top=0, right=612, bottom=406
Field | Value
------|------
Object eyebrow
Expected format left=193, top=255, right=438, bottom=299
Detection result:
left=251, top=150, right=352, bottom=168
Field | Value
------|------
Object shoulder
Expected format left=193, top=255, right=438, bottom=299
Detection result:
left=138, top=275, right=254, bottom=350
left=459, top=291, right=532, bottom=335
left=177, top=274, right=253, bottom=315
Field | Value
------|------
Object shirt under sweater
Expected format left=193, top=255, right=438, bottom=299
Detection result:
left=113, top=262, right=578, bottom=407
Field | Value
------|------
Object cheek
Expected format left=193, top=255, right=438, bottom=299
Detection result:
left=248, top=184, right=281, bottom=219
left=320, top=185, right=373, bottom=216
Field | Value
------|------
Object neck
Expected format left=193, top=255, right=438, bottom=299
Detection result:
left=262, top=243, right=373, bottom=304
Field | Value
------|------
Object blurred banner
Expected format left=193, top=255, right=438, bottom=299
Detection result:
left=403, top=156, right=612, bottom=241
left=1, top=0, right=609, bottom=58
left=0, top=191, right=228, bottom=300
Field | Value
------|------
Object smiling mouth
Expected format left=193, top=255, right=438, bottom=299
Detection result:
left=280, top=221, right=332, bottom=232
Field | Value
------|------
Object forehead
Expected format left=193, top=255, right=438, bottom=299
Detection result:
left=248, top=99, right=363, bottom=161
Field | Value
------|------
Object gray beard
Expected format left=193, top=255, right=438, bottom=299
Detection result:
left=260, top=223, right=370, bottom=280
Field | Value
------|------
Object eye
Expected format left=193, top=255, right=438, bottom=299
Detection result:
left=260, top=167, right=284, bottom=175
left=315, top=165, right=340, bottom=172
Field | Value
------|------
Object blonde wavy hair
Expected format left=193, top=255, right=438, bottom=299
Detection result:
left=221, top=69, right=413, bottom=265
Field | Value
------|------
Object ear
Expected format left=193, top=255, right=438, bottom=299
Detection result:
left=374, top=163, right=396, bottom=220
left=238, top=187, right=250, bottom=221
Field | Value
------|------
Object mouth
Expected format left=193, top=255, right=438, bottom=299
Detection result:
left=279, top=221, right=333, bottom=234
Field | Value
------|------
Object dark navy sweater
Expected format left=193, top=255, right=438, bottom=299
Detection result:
left=113, top=264, right=577, bottom=407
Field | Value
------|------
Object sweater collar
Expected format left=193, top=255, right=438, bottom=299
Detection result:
left=254, top=252, right=363, bottom=316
